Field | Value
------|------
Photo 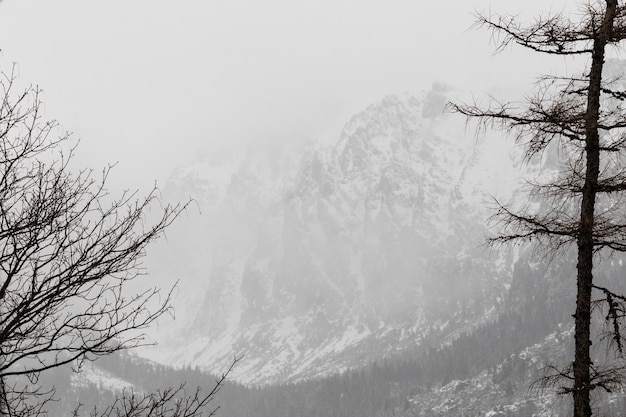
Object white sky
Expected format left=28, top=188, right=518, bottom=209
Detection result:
left=0, top=0, right=579, bottom=190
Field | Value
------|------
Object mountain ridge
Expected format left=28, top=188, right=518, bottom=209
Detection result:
left=142, top=86, right=522, bottom=384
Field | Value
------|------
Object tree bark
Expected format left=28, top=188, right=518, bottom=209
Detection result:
left=573, top=2, right=617, bottom=416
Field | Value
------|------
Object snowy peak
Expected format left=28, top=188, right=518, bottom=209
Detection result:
left=146, top=88, right=520, bottom=384
left=291, top=90, right=500, bottom=255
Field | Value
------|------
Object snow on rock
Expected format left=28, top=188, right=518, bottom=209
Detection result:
left=143, top=86, right=522, bottom=384
left=72, top=361, right=133, bottom=392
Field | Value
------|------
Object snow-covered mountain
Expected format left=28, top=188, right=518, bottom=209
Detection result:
left=144, top=85, right=524, bottom=384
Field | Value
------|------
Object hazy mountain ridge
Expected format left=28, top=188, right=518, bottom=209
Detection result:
left=143, top=86, right=524, bottom=384
left=51, top=65, right=626, bottom=416
left=55, top=247, right=626, bottom=416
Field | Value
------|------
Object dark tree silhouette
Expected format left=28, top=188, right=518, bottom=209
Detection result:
left=450, top=1, right=626, bottom=416
left=0, top=65, right=231, bottom=417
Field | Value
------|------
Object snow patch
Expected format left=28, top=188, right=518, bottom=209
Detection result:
left=72, top=361, right=133, bottom=392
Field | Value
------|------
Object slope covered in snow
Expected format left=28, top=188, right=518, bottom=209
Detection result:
left=143, top=85, right=524, bottom=384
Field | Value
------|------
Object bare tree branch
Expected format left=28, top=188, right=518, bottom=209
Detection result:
left=0, top=64, right=199, bottom=416
left=452, top=1, right=626, bottom=416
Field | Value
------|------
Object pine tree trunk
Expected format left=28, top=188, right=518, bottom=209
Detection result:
left=574, top=239, right=594, bottom=417
left=573, top=2, right=617, bottom=416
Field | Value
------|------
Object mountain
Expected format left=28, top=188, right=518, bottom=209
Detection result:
left=44, top=82, right=626, bottom=416
left=50, top=247, right=626, bottom=417
left=143, top=85, right=523, bottom=384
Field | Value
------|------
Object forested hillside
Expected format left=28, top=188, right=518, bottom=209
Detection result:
left=48, top=248, right=626, bottom=417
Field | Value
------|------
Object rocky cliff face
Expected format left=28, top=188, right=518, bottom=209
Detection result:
left=144, top=85, right=522, bottom=384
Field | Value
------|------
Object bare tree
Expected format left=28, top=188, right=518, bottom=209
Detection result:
left=0, top=65, right=228, bottom=416
left=450, top=1, right=626, bottom=416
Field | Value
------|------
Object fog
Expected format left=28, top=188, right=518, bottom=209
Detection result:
left=5, top=3, right=626, bottom=415
left=0, top=0, right=579, bottom=191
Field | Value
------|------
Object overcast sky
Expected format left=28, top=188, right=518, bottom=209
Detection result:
left=0, top=0, right=579, bottom=190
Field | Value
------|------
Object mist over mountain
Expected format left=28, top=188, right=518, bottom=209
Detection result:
left=141, top=85, right=525, bottom=384
left=50, top=78, right=626, bottom=416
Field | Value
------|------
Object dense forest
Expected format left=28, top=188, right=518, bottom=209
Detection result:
left=40, top=249, right=626, bottom=417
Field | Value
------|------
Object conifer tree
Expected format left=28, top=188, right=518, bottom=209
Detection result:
left=450, top=1, right=626, bottom=415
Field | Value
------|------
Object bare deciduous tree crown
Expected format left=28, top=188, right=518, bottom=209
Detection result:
left=0, top=64, right=236, bottom=417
